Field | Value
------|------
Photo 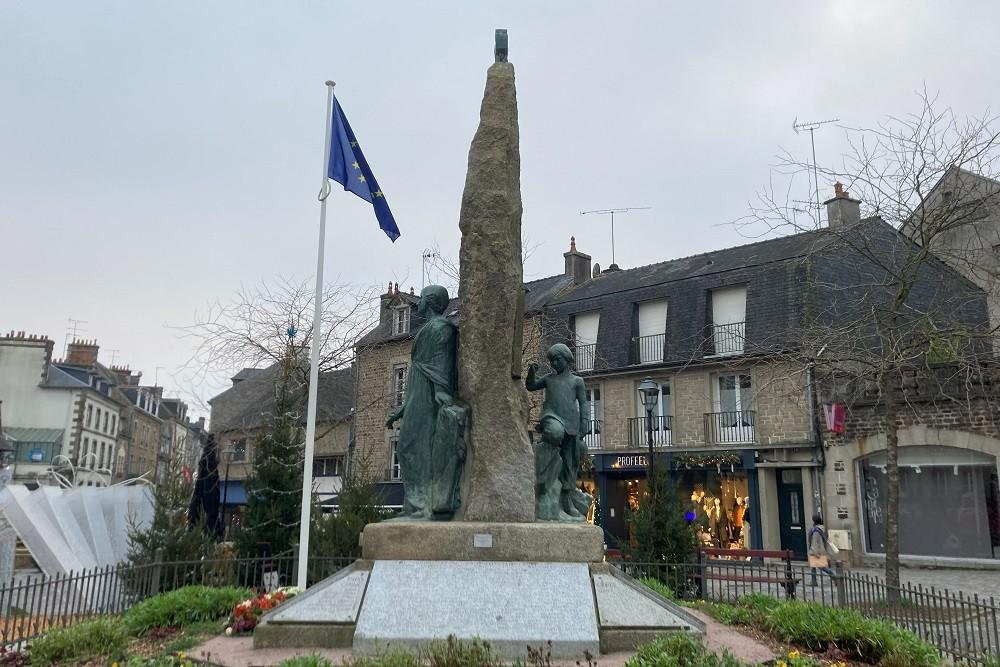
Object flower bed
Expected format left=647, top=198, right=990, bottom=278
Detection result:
left=225, top=587, right=301, bottom=635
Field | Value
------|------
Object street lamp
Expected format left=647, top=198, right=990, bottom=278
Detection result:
left=638, top=377, right=660, bottom=487
left=220, top=446, right=237, bottom=539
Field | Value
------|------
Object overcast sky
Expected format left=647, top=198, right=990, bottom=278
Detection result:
left=3, top=1, right=999, bottom=417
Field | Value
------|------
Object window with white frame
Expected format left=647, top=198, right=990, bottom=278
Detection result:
left=392, top=306, right=411, bottom=335
left=710, top=286, right=747, bottom=355
left=86, top=405, right=93, bottom=428
left=711, top=374, right=754, bottom=443
left=389, top=438, right=402, bottom=480
left=637, top=299, right=668, bottom=364
left=315, top=455, right=344, bottom=477
left=392, top=363, right=408, bottom=407
left=103, top=411, right=109, bottom=433
left=231, top=438, right=247, bottom=462
left=634, top=379, right=672, bottom=445
left=574, top=311, right=600, bottom=371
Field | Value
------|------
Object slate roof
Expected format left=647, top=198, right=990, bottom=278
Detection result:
left=2, top=427, right=64, bottom=445
left=42, top=364, right=89, bottom=389
left=231, top=368, right=265, bottom=384
left=552, top=228, right=831, bottom=304
left=210, top=364, right=356, bottom=434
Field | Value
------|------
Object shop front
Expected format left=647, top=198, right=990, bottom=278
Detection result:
left=858, top=445, right=1000, bottom=560
left=592, top=450, right=763, bottom=556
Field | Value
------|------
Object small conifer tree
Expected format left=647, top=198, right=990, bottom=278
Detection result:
left=624, top=468, right=697, bottom=588
left=234, top=350, right=304, bottom=558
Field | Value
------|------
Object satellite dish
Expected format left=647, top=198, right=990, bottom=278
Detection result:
left=592, top=263, right=602, bottom=278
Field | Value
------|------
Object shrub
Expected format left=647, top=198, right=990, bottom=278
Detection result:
left=425, top=637, right=502, bottom=667
left=627, top=632, right=744, bottom=667
left=278, top=656, right=335, bottom=667
left=29, top=617, right=129, bottom=666
left=123, top=585, right=251, bottom=636
left=640, top=577, right=676, bottom=600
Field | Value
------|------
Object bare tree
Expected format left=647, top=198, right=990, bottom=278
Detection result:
left=741, top=91, right=1000, bottom=590
left=178, top=276, right=380, bottom=395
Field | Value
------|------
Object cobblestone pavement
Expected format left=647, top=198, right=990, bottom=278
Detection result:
left=848, top=565, right=1000, bottom=601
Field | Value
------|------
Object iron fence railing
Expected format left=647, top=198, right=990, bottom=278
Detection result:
left=0, top=553, right=355, bottom=650
left=627, top=415, right=673, bottom=447
left=574, top=344, right=596, bottom=372
left=4, top=553, right=999, bottom=664
left=613, top=559, right=1000, bottom=664
left=704, top=410, right=756, bottom=444
left=634, top=333, right=666, bottom=364
left=705, top=321, right=745, bottom=356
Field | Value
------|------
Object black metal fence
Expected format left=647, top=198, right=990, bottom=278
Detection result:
left=0, top=553, right=354, bottom=650
left=614, top=558, right=1000, bottom=664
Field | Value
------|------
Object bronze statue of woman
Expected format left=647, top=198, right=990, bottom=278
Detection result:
left=385, top=285, right=464, bottom=520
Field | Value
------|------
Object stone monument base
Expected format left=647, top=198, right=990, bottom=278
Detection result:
left=360, top=520, right=605, bottom=562
left=255, top=555, right=702, bottom=659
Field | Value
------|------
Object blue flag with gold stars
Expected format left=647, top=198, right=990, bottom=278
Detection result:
left=327, top=97, right=400, bottom=241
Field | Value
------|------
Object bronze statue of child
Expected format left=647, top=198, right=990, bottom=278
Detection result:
left=526, top=343, right=592, bottom=521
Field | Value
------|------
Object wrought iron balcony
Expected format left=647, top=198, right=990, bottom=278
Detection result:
left=627, top=415, right=673, bottom=447
left=574, top=344, right=596, bottom=372
left=705, top=321, right=745, bottom=356
left=582, top=420, right=602, bottom=449
left=704, top=410, right=756, bottom=444
left=634, top=333, right=666, bottom=365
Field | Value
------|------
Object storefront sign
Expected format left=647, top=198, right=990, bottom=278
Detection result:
left=612, top=455, right=648, bottom=469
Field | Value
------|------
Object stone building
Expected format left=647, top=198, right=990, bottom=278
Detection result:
left=208, top=363, right=355, bottom=527
left=545, top=188, right=992, bottom=562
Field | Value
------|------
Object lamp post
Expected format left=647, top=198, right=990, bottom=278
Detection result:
left=638, top=377, right=660, bottom=491
left=220, top=446, right=236, bottom=539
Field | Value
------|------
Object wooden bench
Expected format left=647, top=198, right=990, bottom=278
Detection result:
left=693, top=547, right=799, bottom=599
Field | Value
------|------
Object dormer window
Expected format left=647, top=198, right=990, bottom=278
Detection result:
left=392, top=306, right=410, bottom=335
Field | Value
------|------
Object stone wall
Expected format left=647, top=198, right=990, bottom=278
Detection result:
left=583, top=360, right=811, bottom=449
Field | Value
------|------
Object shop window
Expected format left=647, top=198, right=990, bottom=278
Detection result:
left=859, top=445, right=1000, bottom=560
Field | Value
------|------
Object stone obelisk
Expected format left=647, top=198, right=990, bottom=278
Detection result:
left=456, top=61, right=535, bottom=522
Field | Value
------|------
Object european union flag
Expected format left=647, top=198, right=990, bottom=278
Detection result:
left=327, top=97, right=400, bottom=241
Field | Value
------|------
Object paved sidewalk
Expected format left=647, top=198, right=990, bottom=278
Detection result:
left=191, top=620, right=774, bottom=667
left=849, top=565, right=1000, bottom=600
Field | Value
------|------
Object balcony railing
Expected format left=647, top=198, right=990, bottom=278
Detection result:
left=706, top=321, right=745, bottom=356
left=627, top=415, right=673, bottom=447
left=634, top=333, right=665, bottom=365
left=704, top=410, right=756, bottom=444
left=575, top=344, right=596, bottom=372
left=582, top=419, right=602, bottom=449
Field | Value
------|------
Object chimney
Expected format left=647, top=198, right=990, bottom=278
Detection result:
left=379, top=280, right=396, bottom=325
left=824, top=182, right=861, bottom=229
left=65, top=339, right=99, bottom=366
left=563, top=237, right=592, bottom=285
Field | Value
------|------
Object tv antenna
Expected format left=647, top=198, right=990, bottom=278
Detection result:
left=793, top=117, right=839, bottom=220
left=579, top=207, right=651, bottom=267
left=63, top=318, right=88, bottom=357
left=421, top=249, right=440, bottom=288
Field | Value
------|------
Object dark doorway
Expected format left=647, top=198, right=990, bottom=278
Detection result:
left=776, top=468, right=807, bottom=559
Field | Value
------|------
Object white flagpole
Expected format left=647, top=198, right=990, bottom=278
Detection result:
left=297, top=79, right=336, bottom=589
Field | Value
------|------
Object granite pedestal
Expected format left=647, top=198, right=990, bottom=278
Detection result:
left=255, top=523, right=701, bottom=659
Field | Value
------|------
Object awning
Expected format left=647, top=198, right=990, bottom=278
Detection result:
left=218, top=480, right=247, bottom=505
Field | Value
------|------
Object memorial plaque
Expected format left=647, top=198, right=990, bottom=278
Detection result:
left=473, top=533, right=493, bottom=548
left=592, top=572, right=696, bottom=629
left=269, top=567, right=369, bottom=624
